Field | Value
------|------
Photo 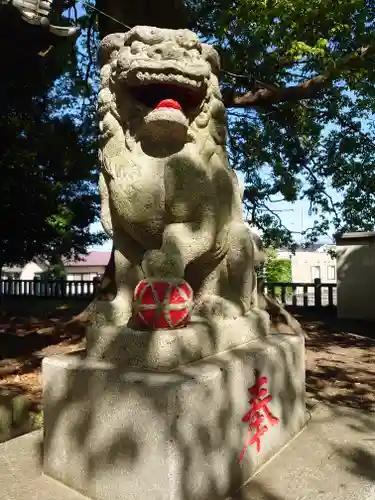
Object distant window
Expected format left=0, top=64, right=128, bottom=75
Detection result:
left=68, top=273, right=101, bottom=281
left=327, top=265, right=336, bottom=281
left=310, top=266, right=321, bottom=281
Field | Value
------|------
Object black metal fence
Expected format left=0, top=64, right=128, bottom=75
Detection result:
left=0, top=278, right=98, bottom=299
left=0, top=277, right=336, bottom=307
left=261, top=278, right=336, bottom=307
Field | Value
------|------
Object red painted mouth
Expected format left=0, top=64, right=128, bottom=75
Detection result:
left=128, top=83, right=205, bottom=114
left=155, top=99, right=182, bottom=111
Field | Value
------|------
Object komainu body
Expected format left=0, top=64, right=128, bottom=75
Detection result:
left=98, top=26, right=262, bottom=322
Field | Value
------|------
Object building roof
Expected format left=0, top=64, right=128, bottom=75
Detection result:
left=64, top=251, right=111, bottom=267
left=335, top=231, right=375, bottom=244
left=276, top=242, right=335, bottom=254
left=294, top=243, right=335, bottom=252
left=2, top=265, right=23, bottom=273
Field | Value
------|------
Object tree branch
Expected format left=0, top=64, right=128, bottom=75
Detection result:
left=257, top=202, right=303, bottom=235
left=223, top=45, right=375, bottom=109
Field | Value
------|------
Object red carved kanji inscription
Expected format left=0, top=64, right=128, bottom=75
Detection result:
left=239, top=376, right=279, bottom=462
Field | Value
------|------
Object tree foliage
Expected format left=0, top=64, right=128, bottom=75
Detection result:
left=3, top=0, right=375, bottom=270
left=0, top=8, right=105, bottom=268
left=265, top=250, right=292, bottom=284
left=93, top=0, right=375, bottom=247
left=259, top=247, right=292, bottom=298
left=185, top=0, right=375, bottom=246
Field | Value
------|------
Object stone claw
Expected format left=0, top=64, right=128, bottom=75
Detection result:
left=194, top=295, right=242, bottom=320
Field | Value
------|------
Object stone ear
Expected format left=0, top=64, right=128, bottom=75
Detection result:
left=99, top=33, right=126, bottom=66
left=238, top=181, right=245, bottom=201
left=201, top=44, right=220, bottom=74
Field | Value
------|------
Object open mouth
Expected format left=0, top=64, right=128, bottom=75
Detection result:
left=128, top=80, right=206, bottom=115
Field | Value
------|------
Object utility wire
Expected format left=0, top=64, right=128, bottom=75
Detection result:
left=81, top=0, right=131, bottom=31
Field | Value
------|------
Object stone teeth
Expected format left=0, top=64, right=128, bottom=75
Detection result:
left=135, top=70, right=200, bottom=87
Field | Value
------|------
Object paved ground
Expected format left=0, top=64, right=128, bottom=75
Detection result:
left=1, top=304, right=374, bottom=499
left=0, top=431, right=86, bottom=500
left=0, top=402, right=374, bottom=500
left=237, top=403, right=375, bottom=500
left=2, top=306, right=375, bottom=415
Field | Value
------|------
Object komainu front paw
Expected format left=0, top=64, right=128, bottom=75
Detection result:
left=141, top=250, right=184, bottom=279
left=194, top=295, right=242, bottom=320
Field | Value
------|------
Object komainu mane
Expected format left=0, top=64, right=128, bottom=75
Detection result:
left=97, top=26, right=262, bottom=323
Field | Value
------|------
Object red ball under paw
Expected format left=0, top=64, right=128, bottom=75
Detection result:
left=133, top=279, right=193, bottom=329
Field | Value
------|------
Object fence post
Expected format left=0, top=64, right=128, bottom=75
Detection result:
left=60, top=276, right=66, bottom=298
left=93, top=276, right=100, bottom=296
left=314, top=278, right=322, bottom=307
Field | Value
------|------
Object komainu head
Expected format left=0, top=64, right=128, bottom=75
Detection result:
left=98, top=26, right=227, bottom=154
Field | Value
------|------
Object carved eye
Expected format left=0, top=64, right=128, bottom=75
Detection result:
left=131, top=41, right=143, bottom=54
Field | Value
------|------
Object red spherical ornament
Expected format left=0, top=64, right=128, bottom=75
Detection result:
left=133, top=279, right=193, bottom=329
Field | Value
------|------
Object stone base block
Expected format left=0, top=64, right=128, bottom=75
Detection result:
left=0, top=389, right=32, bottom=443
left=43, top=334, right=306, bottom=500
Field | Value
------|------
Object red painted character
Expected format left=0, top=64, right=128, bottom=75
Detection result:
left=239, top=376, right=279, bottom=462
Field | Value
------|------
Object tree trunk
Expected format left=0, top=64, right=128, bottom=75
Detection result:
left=0, top=263, right=4, bottom=319
left=96, top=0, right=187, bottom=39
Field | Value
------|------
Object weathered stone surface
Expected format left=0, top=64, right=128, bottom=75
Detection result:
left=0, top=389, right=32, bottom=443
left=88, top=25, right=265, bottom=358
left=3, top=402, right=375, bottom=500
left=86, top=309, right=270, bottom=369
left=43, top=334, right=306, bottom=500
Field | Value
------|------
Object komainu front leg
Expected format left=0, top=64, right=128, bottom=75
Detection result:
left=141, top=220, right=218, bottom=279
left=141, top=248, right=184, bottom=279
left=194, top=222, right=260, bottom=320
left=140, top=220, right=244, bottom=319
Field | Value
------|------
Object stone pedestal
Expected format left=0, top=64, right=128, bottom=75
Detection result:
left=85, top=309, right=271, bottom=369
left=43, top=333, right=306, bottom=500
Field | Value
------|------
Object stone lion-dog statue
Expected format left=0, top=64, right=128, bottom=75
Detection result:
left=97, top=26, right=263, bottom=327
